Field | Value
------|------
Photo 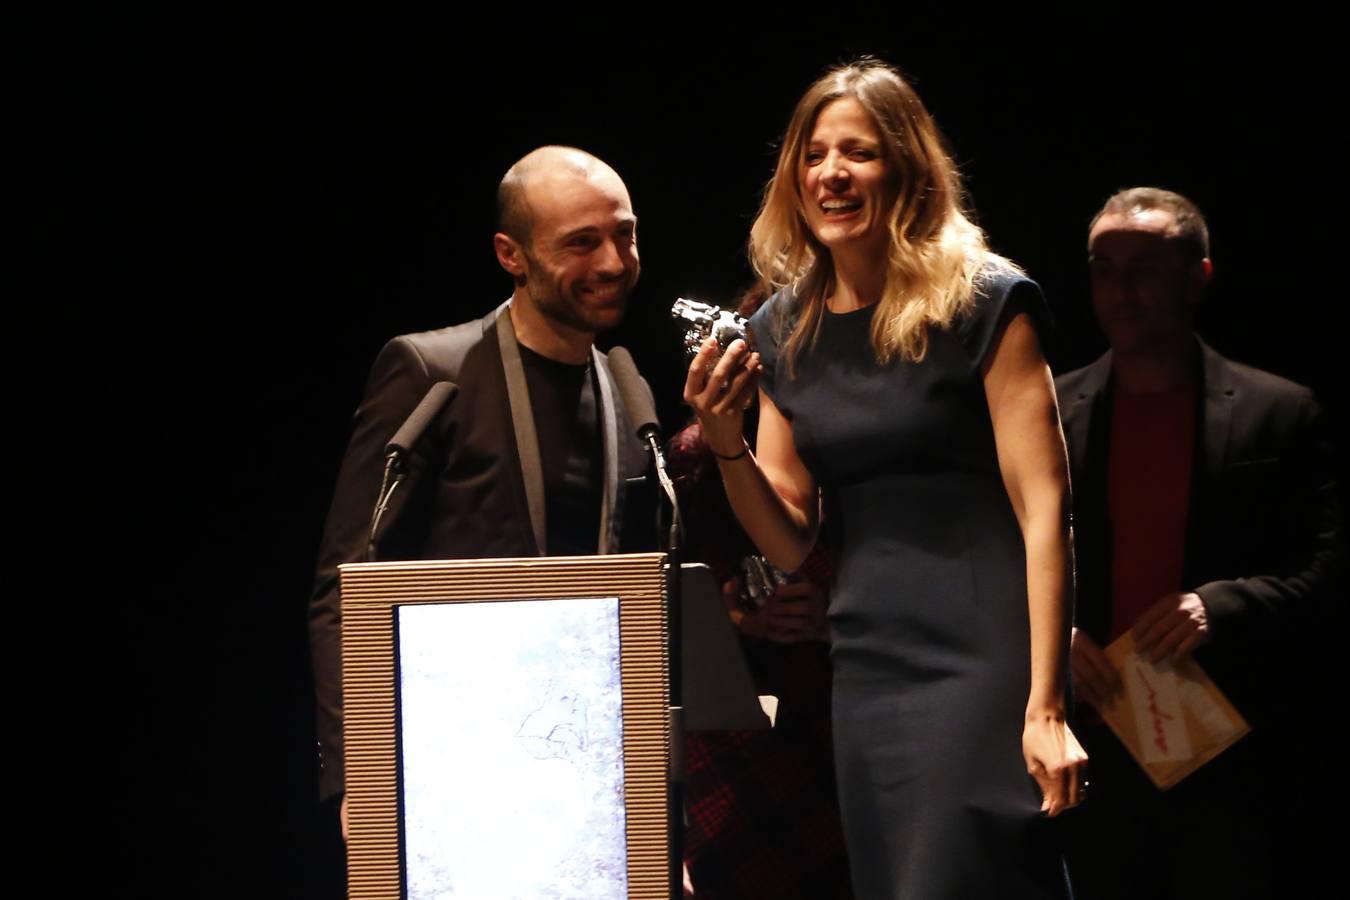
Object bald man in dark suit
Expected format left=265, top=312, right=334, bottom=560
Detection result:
left=308, top=146, right=652, bottom=837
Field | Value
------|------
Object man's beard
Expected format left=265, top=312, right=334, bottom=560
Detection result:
left=523, top=255, right=634, bottom=336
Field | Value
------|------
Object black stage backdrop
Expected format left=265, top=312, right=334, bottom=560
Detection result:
left=98, top=9, right=1346, bottom=897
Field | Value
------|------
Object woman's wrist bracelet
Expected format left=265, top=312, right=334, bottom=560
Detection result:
left=710, top=442, right=749, bottom=462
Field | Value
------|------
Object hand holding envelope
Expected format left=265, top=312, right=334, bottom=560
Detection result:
left=1086, top=630, right=1249, bottom=789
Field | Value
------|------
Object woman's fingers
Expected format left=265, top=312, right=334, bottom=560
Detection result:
left=682, top=337, right=721, bottom=404
left=711, top=352, right=761, bottom=414
left=684, top=339, right=756, bottom=408
left=1025, top=718, right=1089, bottom=817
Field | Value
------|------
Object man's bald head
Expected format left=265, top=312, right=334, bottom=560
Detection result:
left=491, top=146, right=639, bottom=361
left=496, top=146, right=623, bottom=245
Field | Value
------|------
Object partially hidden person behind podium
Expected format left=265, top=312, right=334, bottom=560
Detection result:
left=669, top=285, right=853, bottom=900
left=683, top=59, right=1086, bottom=898
left=307, top=146, right=650, bottom=842
left=1057, top=187, right=1346, bottom=899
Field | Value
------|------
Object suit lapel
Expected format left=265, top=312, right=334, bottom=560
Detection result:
left=1060, top=353, right=1114, bottom=637
left=1199, top=339, right=1235, bottom=478
left=591, top=348, right=621, bottom=554
left=1062, top=353, right=1113, bottom=487
left=494, top=301, right=623, bottom=556
left=494, top=303, right=549, bottom=556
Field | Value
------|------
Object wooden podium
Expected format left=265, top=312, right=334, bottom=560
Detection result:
left=340, top=552, right=732, bottom=899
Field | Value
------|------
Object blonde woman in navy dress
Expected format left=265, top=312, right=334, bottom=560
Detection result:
left=685, top=59, right=1087, bottom=898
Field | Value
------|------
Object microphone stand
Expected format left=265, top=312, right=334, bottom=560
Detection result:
left=646, top=431, right=686, bottom=900
left=366, top=451, right=407, bottom=562
left=367, top=381, right=456, bottom=562
left=600, top=346, right=687, bottom=897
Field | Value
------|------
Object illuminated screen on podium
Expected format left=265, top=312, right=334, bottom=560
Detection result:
left=395, top=597, right=628, bottom=899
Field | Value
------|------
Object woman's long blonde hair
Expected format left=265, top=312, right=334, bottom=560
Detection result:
left=750, top=58, right=1017, bottom=373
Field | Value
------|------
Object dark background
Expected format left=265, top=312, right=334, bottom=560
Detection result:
left=102, top=9, right=1346, bottom=897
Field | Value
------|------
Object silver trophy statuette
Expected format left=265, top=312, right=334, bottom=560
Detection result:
left=672, top=297, right=751, bottom=359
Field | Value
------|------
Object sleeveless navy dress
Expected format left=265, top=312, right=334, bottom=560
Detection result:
left=748, top=270, right=1068, bottom=899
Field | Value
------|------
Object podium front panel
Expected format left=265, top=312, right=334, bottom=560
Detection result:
left=340, top=553, right=669, bottom=899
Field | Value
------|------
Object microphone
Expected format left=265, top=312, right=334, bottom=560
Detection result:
left=386, top=381, right=458, bottom=466
left=607, top=347, right=680, bottom=553
left=605, top=347, right=660, bottom=444
left=368, top=381, right=457, bottom=560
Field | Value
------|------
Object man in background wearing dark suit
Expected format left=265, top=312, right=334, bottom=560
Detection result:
left=308, top=145, right=650, bottom=843
left=1056, top=187, right=1344, bottom=899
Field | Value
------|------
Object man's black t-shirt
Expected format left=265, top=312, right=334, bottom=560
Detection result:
left=518, top=343, right=601, bottom=556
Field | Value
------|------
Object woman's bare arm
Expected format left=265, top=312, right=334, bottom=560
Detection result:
left=982, top=311, right=1087, bottom=816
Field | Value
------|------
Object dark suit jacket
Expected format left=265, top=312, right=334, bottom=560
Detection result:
left=1056, top=339, right=1344, bottom=726
left=308, top=304, right=650, bottom=800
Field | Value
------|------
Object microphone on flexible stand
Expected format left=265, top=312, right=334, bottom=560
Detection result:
left=606, top=347, right=680, bottom=551
left=367, top=382, right=458, bottom=561
left=606, top=344, right=686, bottom=900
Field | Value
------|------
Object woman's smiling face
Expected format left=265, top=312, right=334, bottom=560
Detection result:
left=799, top=96, right=899, bottom=256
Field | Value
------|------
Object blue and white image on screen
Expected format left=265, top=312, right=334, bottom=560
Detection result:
left=397, top=597, right=627, bottom=899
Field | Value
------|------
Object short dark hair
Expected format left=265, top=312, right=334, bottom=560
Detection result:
left=1089, top=187, right=1210, bottom=259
